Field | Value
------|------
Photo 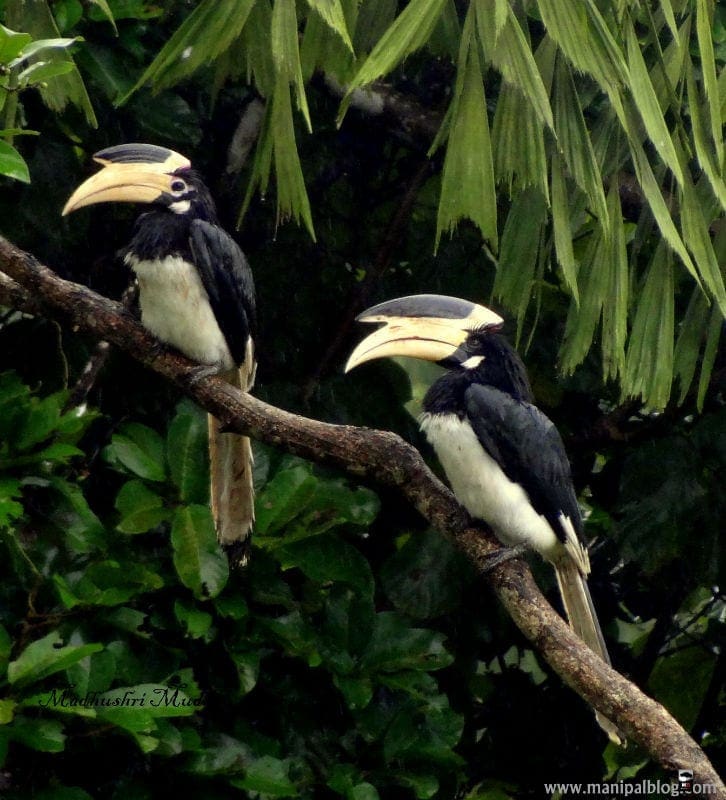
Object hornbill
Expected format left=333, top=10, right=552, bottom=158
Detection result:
left=346, top=294, right=622, bottom=743
left=63, top=143, right=256, bottom=566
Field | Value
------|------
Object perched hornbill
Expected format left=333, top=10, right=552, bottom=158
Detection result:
left=346, top=294, right=622, bottom=743
left=63, top=143, right=256, bottom=565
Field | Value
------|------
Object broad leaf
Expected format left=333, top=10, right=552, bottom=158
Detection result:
left=171, top=505, right=229, bottom=599
left=114, top=480, right=168, bottom=534
left=167, top=402, right=208, bottom=504
left=0, top=140, right=30, bottom=182
left=8, top=632, right=103, bottom=688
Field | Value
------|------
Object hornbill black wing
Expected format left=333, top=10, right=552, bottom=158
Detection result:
left=189, top=220, right=256, bottom=367
left=464, top=384, right=582, bottom=544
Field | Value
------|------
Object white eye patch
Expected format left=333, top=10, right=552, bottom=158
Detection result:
left=461, top=355, right=485, bottom=369
left=169, top=199, right=191, bottom=214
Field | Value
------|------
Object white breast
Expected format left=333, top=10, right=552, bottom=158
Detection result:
left=126, top=254, right=235, bottom=371
left=420, top=412, right=562, bottom=561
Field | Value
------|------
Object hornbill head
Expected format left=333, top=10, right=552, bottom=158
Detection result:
left=345, top=294, right=505, bottom=372
left=62, top=143, right=215, bottom=220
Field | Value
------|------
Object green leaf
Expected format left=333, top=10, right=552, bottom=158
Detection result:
left=361, top=612, right=454, bottom=672
left=0, top=624, right=12, bottom=667
left=696, top=302, right=723, bottom=412
left=354, top=0, right=397, bottom=54
left=3, top=0, right=96, bottom=125
left=535, top=0, right=628, bottom=98
left=254, top=464, right=316, bottom=535
left=167, top=403, right=209, bottom=504
left=8, top=632, right=103, bottom=688
left=648, top=646, right=717, bottom=731
left=561, top=181, right=628, bottom=380
left=696, top=0, right=722, bottom=167
left=436, top=6, right=496, bottom=249
left=349, top=783, right=381, bottom=800
left=8, top=716, right=65, bottom=752
left=270, top=0, right=312, bottom=127
left=53, top=0, right=84, bottom=32
left=75, top=43, right=134, bottom=103
left=550, top=153, right=578, bottom=303
left=624, top=112, right=699, bottom=286
left=243, top=74, right=315, bottom=238
left=477, top=1, right=554, bottom=133
left=383, top=698, right=463, bottom=765
left=623, top=244, right=674, bottom=409
left=130, top=91, right=202, bottom=147
left=334, top=674, right=373, bottom=710
left=0, top=478, right=23, bottom=528
left=47, top=477, right=107, bottom=554
left=679, top=169, right=726, bottom=316
left=321, top=588, right=375, bottom=662
left=174, top=599, right=213, bottom=640
left=673, top=286, right=709, bottom=404
left=229, top=648, right=261, bottom=694
left=119, top=0, right=256, bottom=101
left=381, top=530, right=470, bottom=619
left=115, top=479, right=168, bottom=534
left=17, top=58, right=75, bottom=86
left=552, top=58, right=608, bottom=230
left=278, top=534, right=375, bottom=597
left=88, top=0, right=117, bottom=32
left=341, top=0, right=447, bottom=114
left=0, top=24, right=32, bottom=63
left=104, top=422, right=166, bottom=482
left=0, top=698, right=15, bottom=724
left=15, top=391, right=63, bottom=450
left=263, top=611, right=321, bottom=665
left=306, top=0, right=354, bottom=54
left=600, top=178, right=628, bottom=381
left=685, top=52, right=726, bottom=214
left=232, top=755, right=297, bottom=796
left=625, top=21, right=683, bottom=187
left=0, top=140, right=30, bottom=182
left=171, top=505, right=229, bottom=599
left=53, top=560, right=164, bottom=608
left=66, top=648, right=116, bottom=697
left=8, top=36, right=80, bottom=67
left=491, top=79, right=548, bottom=200
left=255, top=460, right=379, bottom=538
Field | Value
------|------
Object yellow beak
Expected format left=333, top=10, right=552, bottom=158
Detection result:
left=62, top=164, right=176, bottom=215
left=345, top=294, right=504, bottom=372
left=62, top=143, right=191, bottom=215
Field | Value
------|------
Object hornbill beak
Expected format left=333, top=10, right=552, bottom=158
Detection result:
left=345, top=294, right=504, bottom=372
left=62, top=143, right=191, bottom=215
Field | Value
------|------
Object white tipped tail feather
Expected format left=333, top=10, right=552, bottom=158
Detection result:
left=209, top=350, right=256, bottom=566
left=554, top=557, right=623, bottom=745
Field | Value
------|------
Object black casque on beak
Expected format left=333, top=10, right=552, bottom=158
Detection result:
left=345, top=294, right=504, bottom=372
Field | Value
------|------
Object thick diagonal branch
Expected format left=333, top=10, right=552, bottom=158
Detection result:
left=0, top=235, right=722, bottom=796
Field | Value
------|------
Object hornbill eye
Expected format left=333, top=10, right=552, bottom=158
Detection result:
left=170, top=179, right=187, bottom=194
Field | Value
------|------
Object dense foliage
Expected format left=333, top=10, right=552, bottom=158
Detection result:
left=0, top=0, right=724, bottom=798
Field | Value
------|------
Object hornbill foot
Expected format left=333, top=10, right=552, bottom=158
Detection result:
left=224, top=539, right=251, bottom=570
left=481, top=543, right=529, bottom=573
left=187, top=364, right=221, bottom=386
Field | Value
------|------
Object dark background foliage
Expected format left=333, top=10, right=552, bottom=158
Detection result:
left=0, top=1, right=724, bottom=798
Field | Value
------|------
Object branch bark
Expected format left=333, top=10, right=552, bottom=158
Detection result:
left=0, top=234, right=722, bottom=795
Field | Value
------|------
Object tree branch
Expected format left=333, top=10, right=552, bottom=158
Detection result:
left=0, top=234, right=722, bottom=795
